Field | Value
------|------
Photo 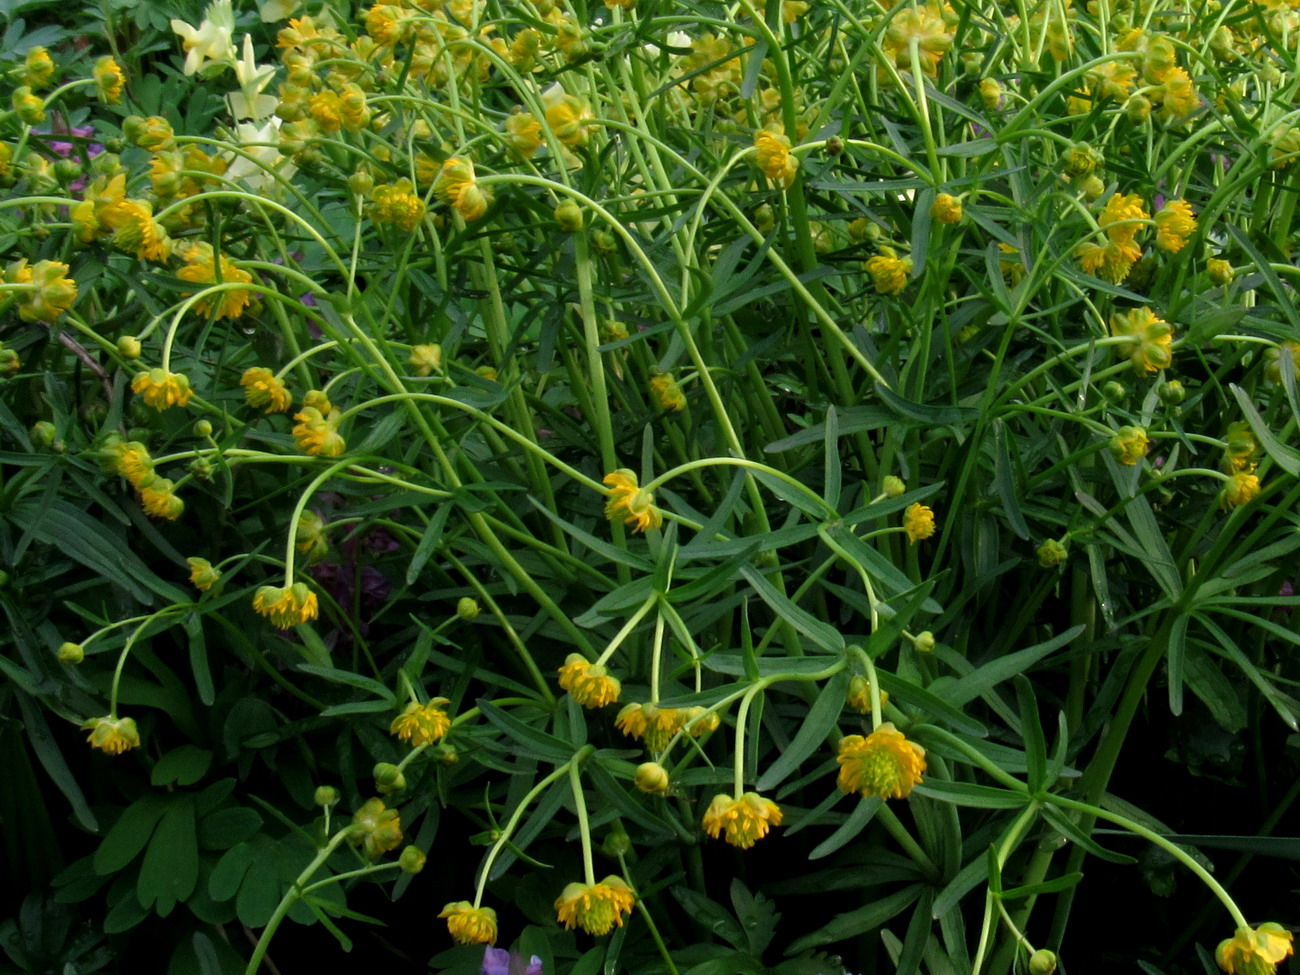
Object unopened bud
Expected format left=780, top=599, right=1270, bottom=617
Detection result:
left=194, top=419, right=213, bottom=438
left=554, top=198, right=583, bottom=232
left=57, top=641, right=84, bottom=664
left=456, top=597, right=480, bottom=621
left=374, top=762, right=406, bottom=794
left=31, top=420, right=57, bottom=447
left=600, top=826, right=631, bottom=857
left=314, top=785, right=339, bottom=807
left=634, top=762, right=670, bottom=794
left=1037, top=538, right=1068, bottom=569
left=117, top=335, right=142, bottom=359
left=882, top=475, right=906, bottom=497
left=399, top=845, right=426, bottom=874
left=1157, top=380, right=1186, bottom=405
left=913, top=631, right=936, bottom=653
left=1029, top=950, right=1057, bottom=975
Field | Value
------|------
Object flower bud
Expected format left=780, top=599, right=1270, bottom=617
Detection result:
left=314, top=785, right=339, bottom=807
left=1029, top=950, right=1057, bottom=975
left=0, top=347, right=21, bottom=377
left=634, top=762, right=670, bottom=793
left=117, top=335, right=142, bottom=359
left=1037, top=538, right=1068, bottom=568
left=53, top=158, right=82, bottom=184
left=755, top=204, right=775, bottom=234
left=433, top=742, right=459, bottom=764
left=882, top=475, right=906, bottom=497
left=1158, top=380, right=1186, bottom=405
left=374, top=762, right=406, bottom=795
left=1102, top=380, right=1127, bottom=403
left=12, top=87, right=45, bottom=125
left=349, top=169, right=375, bottom=197
left=31, top=420, right=57, bottom=447
left=399, top=845, right=426, bottom=874
left=456, top=597, right=480, bottom=621
left=1124, top=95, right=1151, bottom=123
left=123, top=115, right=174, bottom=151
left=555, top=198, right=583, bottom=232
left=57, top=641, right=84, bottom=664
left=194, top=419, right=213, bottom=438
left=1078, top=175, right=1105, bottom=200
left=825, top=135, right=844, bottom=155
left=913, top=631, right=936, bottom=653
left=1064, top=142, right=1102, bottom=177
left=1207, top=259, right=1234, bottom=285
left=600, top=826, right=631, bottom=857
left=592, top=229, right=618, bottom=256
left=930, top=193, right=963, bottom=224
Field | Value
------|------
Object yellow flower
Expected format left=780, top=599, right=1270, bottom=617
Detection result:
left=1076, top=239, right=1142, bottom=283
left=432, top=158, right=490, bottom=221
left=616, top=702, right=686, bottom=751
left=754, top=128, right=799, bottom=187
left=1156, top=67, right=1199, bottom=124
left=132, top=369, right=193, bottom=410
left=1216, top=924, right=1294, bottom=975
left=389, top=699, right=452, bottom=746
left=882, top=2, right=953, bottom=76
left=99, top=198, right=172, bottom=262
left=408, top=344, right=442, bottom=376
left=1110, top=307, right=1174, bottom=374
left=930, top=193, right=963, bottom=224
left=865, top=246, right=912, bottom=295
left=176, top=243, right=257, bottom=318
left=558, top=653, right=622, bottom=708
left=1223, top=421, right=1259, bottom=472
left=1154, top=200, right=1197, bottom=253
left=1219, top=472, right=1261, bottom=510
left=295, top=510, right=329, bottom=563
left=10, top=259, right=78, bottom=323
left=1208, top=259, right=1234, bottom=286
left=979, top=78, right=1003, bottom=110
left=649, top=374, right=686, bottom=412
left=187, top=557, right=221, bottom=591
left=350, top=797, right=403, bottom=859
left=253, top=582, right=319, bottom=628
left=1109, top=426, right=1150, bottom=465
left=123, top=114, right=175, bottom=151
left=292, top=406, right=346, bottom=457
left=505, top=111, right=542, bottom=158
left=82, top=715, right=140, bottom=756
left=439, top=902, right=497, bottom=945
left=1264, top=341, right=1299, bottom=384
left=113, top=441, right=155, bottom=488
left=554, top=877, right=636, bottom=936
left=94, top=56, right=125, bottom=103
left=241, top=367, right=292, bottom=413
left=903, top=503, right=935, bottom=543
left=308, top=91, right=343, bottom=132
left=25, top=47, right=55, bottom=88
left=836, top=723, right=927, bottom=799
left=635, top=762, right=670, bottom=793
left=369, top=179, right=427, bottom=232
left=603, top=469, right=662, bottom=534
left=846, top=675, right=888, bottom=714
left=1099, top=192, right=1149, bottom=246
left=542, top=86, right=593, bottom=148
left=12, top=86, right=45, bottom=125
left=701, top=792, right=783, bottom=848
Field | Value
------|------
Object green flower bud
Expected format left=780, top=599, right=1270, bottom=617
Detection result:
left=57, top=641, right=84, bottom=664
left=193, top=419, right=213, bottom=438
left=399, top=845, right=426, bottom=874
left=1157, top=380, right=1186, bottom=405
left=1037, top=538, right=1068, bottom=568
left=554, top=198, right=583, bottom=232
left=349, top=169, right=375, bottom=197
left=374, top=762, right=406, bottom=795
left=913, top=631, right=936, bottom=653
left=31, top=420, right=57, bottom=447
left=456, top=597, right=480, bottom=621
left=314, top=785, right=339, bottom=807
left=1102, top=380, right=1127, bottom=403
left=600, top=826, right=631, bottom=858
left=1029, top=950, right=1057, bottom=975
left=117, top=335, right=142, bottom=360
left=882, top=475, right=906, bottom=497
left=634, top=762, right=670, bottom=794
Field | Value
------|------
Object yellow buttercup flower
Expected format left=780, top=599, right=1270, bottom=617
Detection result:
left=505, top=111, right=542, bottom=158
left=25, top=47, right=55, bottom=88
left=557, top=653, right=622, bottom=708
left=1110, top=307, right=1174, bottom=374
left=439, top=902, right=497, bottom=945
left=241, top=367, right=292, bottom=413
left=649, top=373, right=686, bottom=412
left=1223, top=421, right=1258, bottom=473
left=1219, top=472, right=1261, bottom=510
left=99, top=198, right=173, bottom=262
left=187, top=557, right=221, bottom=591
left=132, top=369, right=193, bottom=410
left=1109, top=426, right=1150, bottom=465
left=554, top=877, right=636, bottom=936
left=408, top=344, right=442, bottom=376
left=432, top=158, right=490, bottom=221
left=846, top=675, right=888, bottom=714
left=82, top=715, right=140, bottom=756
left=1216, top=924, right=1293, bottom=975
left=930, top=193, right=963, bottom=224
left=836, top=723, right=927, bottom=799
left=94, top=56, right=125, bottom=103
left=292, top=405, right=346, bottom=457
left=176, top=243, right=257, bottom=319
left=542, top=86, right=593, bottom=148
left=253, top=582, right=319, bottom=628
left=1076, top=238, right=1142, bottom=283
left=389, top=699, right=452, bottom=746
left=350, top=797, right=403, bottom=859
left=1156, top=67, right=1199, bottom=124
left=882, top=2, right=953, bottom=76
left=1099, top=192, right=1149, bottom=246
left=295, top=510, right=329, bottom=563
left=603, top=469, right=662, bottom=533
left=1154, top=200, right=1197, bottom=253
left=113, top=441, right=154, bottom=488
left=701, top=792, right=783, bottom=848
left=754, top=128, right=799, bottom=187
left=903, top=503, right=936, bottom=543
left=9, top=259, right=78, bottom=323
left=616, top=702, right=687, bottom=751
left=865, top=246, right=912, bottom=295
left=369, top=178, right=427, bottom=232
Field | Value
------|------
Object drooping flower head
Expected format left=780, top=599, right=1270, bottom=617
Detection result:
left=557, top=654, right=621, bottom=708
left=292, top=405, right=346, bottom=457
left=389, top=699, right=452, bottom=746
left=554, top=877, right=636, bottom=936
left=865, top=246, right=913, bottom=295
left=616, top=702, right=688, bottom=751
left=82, top=715, right=140, bottom=755
left=1110, top=307, right=1174, bottom=374
left=754, top=128, right=799, bottom=187
left=187, top=557, right=221, bottom=591
left=433, top=158, right=491, bottom=221
left=139, top=478, right=184, bottom=520
left=603, top=470, right=662, bottom=533
left=836, top=723, right=927, bottom=799
left=846, top=675, right=888, bottom=714
left=903, top=503, right=936, bottom=543
left=132, top=369, right=193, bottom=410
left=241, top=367, right=292, bottom=413
left=1219, top=472, right=1261, bottom=511
left=350, top=797, right=403, bottom=859
left=176, top=242, right=258, bottom=319
left=1109, top=426, right=1150, bottom=466
left=253, top=582, right=319, bottom=628
left=701, top=792, right=783, bottom=848
left=1154, top=199, right=1197, bottom=253
left=1216, top=924, right=1293, bottom=975
left=439, top=902, right=497, bottom=945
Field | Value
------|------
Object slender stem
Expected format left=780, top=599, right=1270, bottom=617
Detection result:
left=570, top=762, right=596, bottom=886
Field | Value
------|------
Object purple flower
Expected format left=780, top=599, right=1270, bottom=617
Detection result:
left=482, top=947, right=542, bottom=975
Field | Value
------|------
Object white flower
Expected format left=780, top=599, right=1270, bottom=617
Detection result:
left=228, top=34, right=277, bottom=121
left=644, top=30, right=691, bottom=57
left=225, top=119, right=296, bottom=191
left=171, top=0, right=237, bottom=76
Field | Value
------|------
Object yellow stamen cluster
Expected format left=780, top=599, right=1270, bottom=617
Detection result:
left=1216, top=924, right=1293, bottom=975
left=252, top=582, right=319, bottom=628
left=554, top=877, right=636, bottom=936
left=369, top=178, right=427, bottom=232
left=131, top=369, right=193, bottom=410
left=754, top=128, right=799, bottom=187
left=701, top=792, right=784, bottom=848
left=176, top=243, right=257, bottom=319
left=557, top=654, right=622, bottom=708
left=292, top=404, right=347, bottom=457
left=603, top=469, right=662, bottom=533
left=439, top=902, right=497, bottom=945
left=389, top=699, right=452, bottom=746
left=82, top=715, right=141, bottom=756
left=241, top=367, right=292, bottom=413
left=836, top=723, right=927, bottom=799
left=865, top=246, right=913, bottom=295
left=1109, top=426, right=1150, bottom=465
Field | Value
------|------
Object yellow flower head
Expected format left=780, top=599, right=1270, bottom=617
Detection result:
left=542, top=86, right=593, bottom=148
left=176, top=243, right=257, bottom=319
left=82, top=715, right=140, bottom=756
left=295, top=510, right=329, bottom=563
left=292, top=405, right=346, bottom=457
left=1109, top=425, right=1150, bottom=465
left=99, top=198, right=172, bottom=262
left=253, top=582, right=319, bottom=628
left=701, top=792, right=784, bottom=848
left=554, top=877, right=636, bottom=936
left=836, top=723, right=927, bottom=799
left=505, top=111, right=542, bottom=158
left=10, top=259, right=78, bottom=323
left=432, top=157, right=490, bottom=221
left=389, top=699, right=452, bottom=746
left=1154, top=199, right=1197, bottom=253
left=865, top=246, right=913, bottom=295
left=350, top=797, right=403, bottom=859
left=187, top=557, right=221, bottom=591
left=603, top=469, right=662, bottom=534
left=903, top=502, right=936, bottom=543
left=1099, top=192, right=1149, bottom=246
left=408, top=343, right=442, bottom=377
left=114, top=441, right=155, bottom=488
left=1223, top=421, right=1258, bottom=473
left=930, top=193, right=963, bottom=224
left=1076, top=238, right=1142, bottom=283
left=94, top=56, right=125, bottom=103
left=1264, top=341, right=1299, bottom=385
left=616, top=702, right=687, bottom=751
left=1219, top=471, right=1261, bottom=511
left=369, top=178, right=427, bottom=232
left=308, top=90, right=343, bottom=132
left=140, top=480, right=183, bottom=519
left=882, top=2, right=953, bottom=76
left=754, top=128, right=799, bottom=187
left=1216, top=924, right=1294, bottom=975
left=25, top=47, right=55, bottom=88
left=558, top=653, right=622, bottom=708
left=649, top=373, right=686, bottom=412
left=132, top=369, right=193, bottom=410
left=1156, top=68, right=1199, bottom=125
left=439, top=902, right=497, bottom=945
left=1110, top=307, right=1174, bottom=374
left=846, top=675, right=888, bottom=714
left=241, top=367, right=292, bottom=413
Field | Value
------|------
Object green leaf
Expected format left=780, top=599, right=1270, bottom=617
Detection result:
left=756, top=671, right=850, bottom=792
left=1166, top=613, right=1191, bottom=717
left=477, top=700, right=575, bottom=762
left=809, top=796, right=881, bottom=860
left=875, top=383, right=979, bottom=426
left=406, top=504, right=451, bottom=586
left=739, top=564, right=844, bottom=652
left=1041, top=806, right=1137, bottom=864
left=209, top=843, right=255, bottom=903
left=1183, top=647, right=1247, bottom=733
left=671, top=886, right=747, bottom=951
left=940, top=626, right=1084, bottom=707
left=910, top=780, right=1031, bottom=809
left=823, top=406, right=842, bottom=512
left=94, top=795, right=169, bottom=874
left=993, top=421, right=1030, bottom=539
left=1229, top=384, right=1300, bottom=475
left=197, top=808, right=263, bottom=852
left=151, top=746, right=213, bottom=787
left=296, top=664, right=395, bottom=703
left=1014, top=676, right=1046, bottom=792
left=14, top=695, right=97, bottom=831
left=136, top=798, right=198, bottom=915
left=999, top=872, right=1084, bottom=900
left=785, top=884, right=922, bottom=954
left=731, top=878, right=780, bottom=957
left=879, top=676, right=988, bottom=737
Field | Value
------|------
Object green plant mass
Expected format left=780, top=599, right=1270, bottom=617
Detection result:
left=1, top=0, right=1298, bottom=973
